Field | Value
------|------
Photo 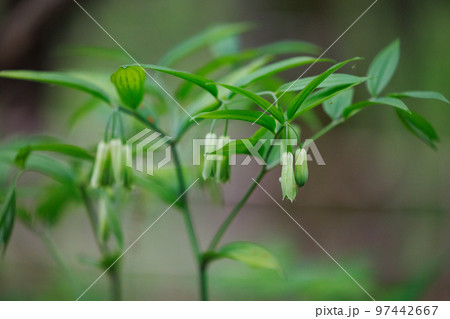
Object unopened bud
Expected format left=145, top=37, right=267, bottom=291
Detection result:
left=279, top=152, right=297, bottom=202
left=294, top=148, right=308, bottom=187
left=202, top=133, right=217, bottom=180
left=111, top=66, right=146, bottom=110
left=215, top=135, right=231, bottom=183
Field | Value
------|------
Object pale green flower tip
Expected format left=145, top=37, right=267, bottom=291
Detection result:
left=110, top=139, right=125, bottom=186
left=214, top=135, right=231, bottom=183
left=280, top=152, right=297, bottom=201
left=202, top=161, right=215, bottom=180
left=202, top=133, right=218, bottom=180
left=294, top=148, right=308, bottom=188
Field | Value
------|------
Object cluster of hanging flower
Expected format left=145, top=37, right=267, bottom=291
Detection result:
left=89, top=138, right=131, bottom=245
left=279, top=148, right=308, bottom=202
left=201, top=133, right=231, bottom=183
left=90, top=138, right=132, bottom=189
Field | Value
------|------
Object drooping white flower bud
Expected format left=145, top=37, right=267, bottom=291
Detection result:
left=202, top=133, right=217, bottom=180
left=279, top=152, right=297, bottom=202
left=294, top=148, right=308, bottom=188
left=123, top=144, right=133, bottom=189
left=109, top=139, right=124, bottom=186
left=90, top=141, right=110, bottom=188
left=215, top=135, right=231, bottom=183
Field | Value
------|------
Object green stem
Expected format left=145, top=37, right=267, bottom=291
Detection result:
left=171, top=144, right=203, bottom=299
left=118, top=106, right=168, bottom=137
left=200, top=260, right=208, bottom=301
left=119, top=107, right=203, bottom=299
left=208, top=166, right=267, bottom=251
left=80, top=186, right=121, bottom=300
left=108, top=267, right=122, bottom=301
left=171, top=145, right=200, bottom=256
left=207, top=127, right=281, bottom=252
left=208, top=120, right=342, bottom=251
left=201, top=159, right=271, bottom=301
left=203, top=120, right=345, bottom=298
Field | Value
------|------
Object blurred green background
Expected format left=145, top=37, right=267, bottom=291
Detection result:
left=0, top=0, right=449, bottom=300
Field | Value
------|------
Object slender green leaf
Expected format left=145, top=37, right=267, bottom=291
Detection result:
left=278, top=73, right=368, bottom=92
left=14, top=146, right=32, bottom=170
left=342, top=97, right=410, bottom=119
left=287, top=57, right=361, bottom=120
left=373, top=97, right=410, bottom=112
left=293, top=83, right=362, bottom=118
left=159, top=23, right=252, bottom=66
left=396, top=109, right=439, bottom=149
left=176, top=57, right=270, bottom=137
left=30, top=144, right=94, bottom=161
left=257, top=40, right=320, bottom=56
left=111, top=66, right=146, bottom=109
left=206, top=241, right=282, bottom=274
left=174, top=51, right=258, bottom=98
left=135, top=64, right=218, bottom=98
left=0, top=70, right=111, bottom=104
left=186, top=57, right=271, bottom=117
left=235, top=56, right=333, bottom=87
left=210, top=35, right=240, bottom=57
left=323, top=88, right=355, bottom=120
left=218, top=84, right=284, bottom=123
left=0, top=183, right=16, bottom=255
left=213, top=127, right=273, bottom=157
left=25, top=154, right=76, bottom=185
left=196, top=110, right=277, bottom=132
left=14, top=143, right=93, bottom=170
left=366, top=39, right=400, bottom=97
left=199, top=40, right=320, bottom=78
left=176, top=40, right=320, bottom=98
left=389, top=91, right=449, bottom=104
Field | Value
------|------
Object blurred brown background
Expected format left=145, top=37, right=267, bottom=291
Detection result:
left=0, top=0, right=449, bottom=300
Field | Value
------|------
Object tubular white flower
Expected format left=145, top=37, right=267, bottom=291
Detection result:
left=294, top=148, right=308, bottom=187
left=90, top=141, right=110, bottom=188
left=110, top=139, right=124, bottom=185
left=279, top=152, right=297, bottom=201
left=202, top=133, right=217, bottom=180
left=122, top=143, right=133, bottom=188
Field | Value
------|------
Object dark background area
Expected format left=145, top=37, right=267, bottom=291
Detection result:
left=0, top=0, right=449, bottom=300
